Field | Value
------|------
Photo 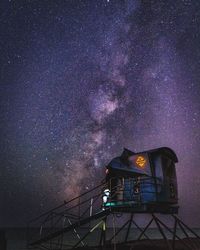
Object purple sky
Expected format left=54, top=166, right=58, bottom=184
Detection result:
left=1, top=0, right=200, bottom=227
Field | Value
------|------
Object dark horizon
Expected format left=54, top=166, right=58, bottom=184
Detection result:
left=1, top=0, right=200, bottom=227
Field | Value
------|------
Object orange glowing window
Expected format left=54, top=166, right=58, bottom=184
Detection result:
left=135, top=156, right=146, bottom=168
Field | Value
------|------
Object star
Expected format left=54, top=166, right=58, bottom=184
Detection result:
left=1, top=0, right=200, bottom=227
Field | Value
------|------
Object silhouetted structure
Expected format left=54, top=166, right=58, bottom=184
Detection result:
left=104, top=147, right=178, bottom=213
left=27, top=147, right=200, bottom=250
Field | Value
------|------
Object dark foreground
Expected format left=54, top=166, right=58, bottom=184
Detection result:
left=72, top=239, right=200, bottom=250
left=1, top=228, right=200, bottom=250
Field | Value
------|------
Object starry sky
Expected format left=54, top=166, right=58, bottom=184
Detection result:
left=1, top=0, right=200, bottom=227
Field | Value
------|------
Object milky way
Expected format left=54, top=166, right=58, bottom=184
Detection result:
left=1, top=0, right=200, bottom=227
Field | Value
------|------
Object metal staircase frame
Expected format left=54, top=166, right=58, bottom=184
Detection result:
left=27, top=179, right=200, bottom=250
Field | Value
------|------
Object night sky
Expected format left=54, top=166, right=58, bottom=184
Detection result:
left=1, top=0, right=200, bottom=227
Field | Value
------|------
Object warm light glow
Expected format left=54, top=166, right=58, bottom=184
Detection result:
left=135, top=156, right=146, bottom=168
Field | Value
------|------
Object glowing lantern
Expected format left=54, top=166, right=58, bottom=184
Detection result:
left=135, top=156, right=146, bottom=168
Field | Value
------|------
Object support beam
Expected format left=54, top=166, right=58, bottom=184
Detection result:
left=176, top=218, right=198, bottom=249
left=72, top=218, right=106, bottom=249
left=30, top=209, right=200, bottom=250
left=152, top=214, right=173, bottom=250
left=131, top=220, right=156, bottom=247
left=109, top=218, right=130, bottom=242
left=99, top=218, right=107, bottom=247
left=172, top=216, right=177, bottom=250
left=173, top=215, right=200, bottom=240
left=125, top=214, right=133, bottom=242
left=155, top=215, right=193, bottom=250
left=137, top=217, right=154, bottom=241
